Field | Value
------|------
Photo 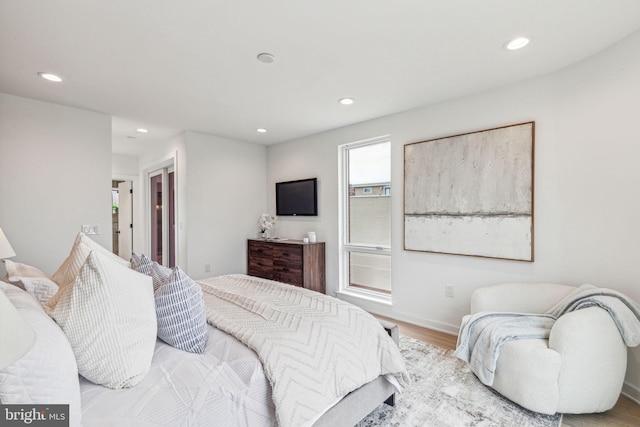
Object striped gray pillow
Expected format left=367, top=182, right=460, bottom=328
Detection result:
left=150, top=261, right=172, bottom=292
left=153, top=265, right=208, bottom=353
left=132, top=253, right=154, bottom=276
left=130, top=252, right=142, bottom=270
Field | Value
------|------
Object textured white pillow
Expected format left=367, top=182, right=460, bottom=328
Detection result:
left=46, top=251, right=157, bottom=389
left=0, top=282, right=82, bottom=427
left=155, top=266, right=209, bottom=353
left=51, top=232, right=130, bottom=291
left=3, top=260, right=58, bottom=303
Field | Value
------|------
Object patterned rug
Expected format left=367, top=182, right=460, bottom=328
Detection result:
left=358, top=336, right=562, bottom=427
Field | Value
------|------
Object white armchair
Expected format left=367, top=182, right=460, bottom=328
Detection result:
left=463, top=283, right=627, bottom=414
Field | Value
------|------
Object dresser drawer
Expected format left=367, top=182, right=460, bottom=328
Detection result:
left=273, top=266, right=303, bottom=287
left=272, top=244, right=302, bottom=286
left=248, top=255, right=273, bottom=279
left=272, top=245, right=302, bottom=266
left=248, top=240, right=272, bottom=257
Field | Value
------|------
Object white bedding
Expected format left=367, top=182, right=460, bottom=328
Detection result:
left=80, top=326, right=276, bottom=427
left=79, top=274, right=405, bottom=427
left=198, top=274, right=407, bottom=427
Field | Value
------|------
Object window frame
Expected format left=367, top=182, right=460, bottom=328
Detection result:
left=338, top=135, right=392, bottom=304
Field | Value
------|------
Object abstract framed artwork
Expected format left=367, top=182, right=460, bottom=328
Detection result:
left=404, top=122, right=534, bottom=261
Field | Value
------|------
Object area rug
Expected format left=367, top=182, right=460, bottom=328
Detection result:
left=358, top=336, right=562, bottom=427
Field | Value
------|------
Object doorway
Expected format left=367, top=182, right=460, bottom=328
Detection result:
left=149, top=165, right=175, bottom=267
left=112, top=180, right=133, bottom=260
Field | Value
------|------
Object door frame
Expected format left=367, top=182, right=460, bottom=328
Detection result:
left=143, top=157, right=177, bottom=267
left=116, top=180, right=133, bottom=260
left=112, top=173, right=139, bottom=256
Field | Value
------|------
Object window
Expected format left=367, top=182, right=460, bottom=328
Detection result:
left=339, top=136, right=391, bottom=301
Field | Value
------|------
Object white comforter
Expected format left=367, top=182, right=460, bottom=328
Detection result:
left=81, top=274, right=406, bottom=427
left=198, top=274, right=407, bottom=427
left=80, top=326, right=276, bottom=426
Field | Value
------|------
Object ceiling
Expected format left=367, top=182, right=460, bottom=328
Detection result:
left=2, top=1, right=640, bottom=155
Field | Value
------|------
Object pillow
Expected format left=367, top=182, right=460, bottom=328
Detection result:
left=154, top=266, right=209, bottom=353
left=51, top=232, right=130, bottom=291
left=46, top=251, right=157, bottom=389
left=0, top=282, right=82, bottom=427
left=150, top=260, right=172, bottom=291
left=133, top=252, right=154, bottom=276
left=130, top=251, right=142, bottom=270
left=3, top=260, right=58, bottom=303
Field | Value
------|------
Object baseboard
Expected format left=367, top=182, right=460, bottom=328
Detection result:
left=622, top=382, right=640, bottom=405
left=334, top=286, right=461, bottom=336
left=366, top=307, right=460, bottom=337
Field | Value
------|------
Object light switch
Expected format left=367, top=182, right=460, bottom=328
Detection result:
left=81, top=225, right=100, bottom=235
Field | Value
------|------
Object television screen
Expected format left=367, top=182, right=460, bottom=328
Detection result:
left=276, top=178, right=317, bottom=216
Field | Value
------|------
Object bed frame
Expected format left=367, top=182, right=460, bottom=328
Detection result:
left=313, top=319, right=399, bottom=426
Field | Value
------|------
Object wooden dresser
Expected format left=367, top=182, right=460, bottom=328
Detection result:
left=247, top=239, right=326, bottom=293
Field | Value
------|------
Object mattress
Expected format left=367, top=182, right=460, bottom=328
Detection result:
left=79, top=326, right=277, bottom=427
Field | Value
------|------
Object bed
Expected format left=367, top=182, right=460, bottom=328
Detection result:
left=0, top=233, right=407, bottom=427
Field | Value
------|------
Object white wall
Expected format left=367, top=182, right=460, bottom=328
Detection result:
left=0, top=93, right=112, bottom=275
left=136, top=130, right=267, bottom=279
left=112, top=153, right=138, bottom=177
left=183, top=131, right=267, bottom=278
left=267, top=30, right=640, bottom=400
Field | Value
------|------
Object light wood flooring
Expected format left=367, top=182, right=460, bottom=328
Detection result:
left=375, top=315, right=640, bottom=427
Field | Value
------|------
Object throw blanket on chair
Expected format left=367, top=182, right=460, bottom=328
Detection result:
left=455, top=284, right=640, bottom=386
left=198, top=274, right=408, bottom=427
left=454, top=312, right=555, bottom=385
left=546, top=284, right=640, bottom=346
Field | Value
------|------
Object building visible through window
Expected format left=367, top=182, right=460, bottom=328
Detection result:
left=340, top=138, right=391, bottom=297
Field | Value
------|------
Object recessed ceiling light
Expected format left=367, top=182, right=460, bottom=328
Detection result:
left=257, top=53, right=276, bottom=64
left=136, top=128, right=149, bottom=133
left=37, top=72, right=63, bottom=82
left=339, top=98, right=354, bottom=105
left=504, top=37, right=530, bottom=51
left=256, top=128, right=268, bottom=133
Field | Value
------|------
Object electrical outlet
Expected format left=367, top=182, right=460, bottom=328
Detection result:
left=204, top=264, right=211, bottom=273
left=445, top=284, right=454, bottom=298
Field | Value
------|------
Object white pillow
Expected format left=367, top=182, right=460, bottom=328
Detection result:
left=3, top=260, right=58, bottom=303
left=155, top=266, right=209, bottom=353
left=0, top=282, right=82, bottom=427
left=46, top=251, right=157, bottom=389
left=51, top=232, right=130, bottom=291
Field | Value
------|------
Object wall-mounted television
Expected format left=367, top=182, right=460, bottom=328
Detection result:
left=276, top=178, right=318, bottom=216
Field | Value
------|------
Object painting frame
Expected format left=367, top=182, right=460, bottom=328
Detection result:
left=403, top=122, right=535, bottom=262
